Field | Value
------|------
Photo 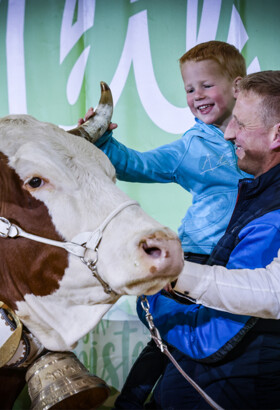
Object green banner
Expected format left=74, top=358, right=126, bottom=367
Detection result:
left=8, top=0, right=280, bottom=407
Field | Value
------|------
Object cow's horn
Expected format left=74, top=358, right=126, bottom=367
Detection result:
left=68, top=81, right=113, bottom=143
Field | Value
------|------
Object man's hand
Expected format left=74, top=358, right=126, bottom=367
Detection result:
left=163, top=282, right=174, bottom=292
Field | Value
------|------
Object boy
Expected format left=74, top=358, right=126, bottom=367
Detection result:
left=82, top=41, right=248, bottom=260
left=80, top=41, right=250, bottom=407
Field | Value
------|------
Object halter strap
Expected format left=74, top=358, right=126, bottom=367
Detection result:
left=0, top=200, right=139, bottom=294
left=0, top=200, right=138, bottom=256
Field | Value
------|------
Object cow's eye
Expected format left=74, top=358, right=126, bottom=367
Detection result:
left=26, top=177, right=44, bottom=189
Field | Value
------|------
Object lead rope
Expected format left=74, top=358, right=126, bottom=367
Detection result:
left=140, top=296, right=224, bottom=410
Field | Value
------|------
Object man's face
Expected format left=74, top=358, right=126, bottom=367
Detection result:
left=224, top=91, right=274, bottom=178
left=181, top=59, right=238, bottom=132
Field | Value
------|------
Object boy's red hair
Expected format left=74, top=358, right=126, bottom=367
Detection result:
left=180, top=41, right=246, bottom=80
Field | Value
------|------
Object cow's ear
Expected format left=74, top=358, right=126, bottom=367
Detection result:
left=68, top=82, right=113, bottom=143
left=94, top=148, right=116, bottom=181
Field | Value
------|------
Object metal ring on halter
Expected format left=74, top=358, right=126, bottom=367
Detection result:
left=81, top=248, right=98, bottom=271
left=0, top=217, right=13, bottom=238
left=81, top=251, right=117, bottom=295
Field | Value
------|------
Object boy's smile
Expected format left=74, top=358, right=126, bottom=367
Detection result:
left=196, top=103, right=214, bottom=115
left=181, top=59, right=240, bottom=132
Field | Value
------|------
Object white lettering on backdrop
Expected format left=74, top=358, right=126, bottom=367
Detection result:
left=60, top=0, right=95, bottom=105
left=6, top=0, right=27, bottom=114
left=6, top=0, right=260, bottom=132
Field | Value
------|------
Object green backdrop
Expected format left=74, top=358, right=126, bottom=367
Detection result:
left=6, top=0, right=280, bottom=407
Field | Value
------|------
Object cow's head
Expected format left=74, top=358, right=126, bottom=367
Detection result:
left=0, top=84, right=183, bottom=351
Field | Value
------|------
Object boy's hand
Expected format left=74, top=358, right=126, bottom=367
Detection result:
left=78, top=107, right=118, bottom=130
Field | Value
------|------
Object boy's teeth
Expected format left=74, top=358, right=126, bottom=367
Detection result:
left=199, top=105, right=210, bottom=110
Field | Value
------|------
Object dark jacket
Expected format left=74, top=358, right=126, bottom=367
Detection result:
left=138, top=163, right=280, bottom=362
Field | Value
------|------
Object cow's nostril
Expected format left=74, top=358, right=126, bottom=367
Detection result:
left=142, top=242, right=162, bottom=258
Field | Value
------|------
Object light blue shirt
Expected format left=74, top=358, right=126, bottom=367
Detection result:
left=96, top=119, right=250, bottom=254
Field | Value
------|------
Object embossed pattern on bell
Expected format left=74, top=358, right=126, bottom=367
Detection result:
left=25, top=351, right=110, bottom=409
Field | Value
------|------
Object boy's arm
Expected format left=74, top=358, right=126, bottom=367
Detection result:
left=80, top=108, right=184, bottom=184
left=96, top=131, right=185, bottom=183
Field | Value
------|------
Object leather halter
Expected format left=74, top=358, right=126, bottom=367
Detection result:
left=0, top=200, right=138, bottom=295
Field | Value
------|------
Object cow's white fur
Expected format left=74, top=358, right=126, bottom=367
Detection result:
left=1, top=115, right=183, bottom=350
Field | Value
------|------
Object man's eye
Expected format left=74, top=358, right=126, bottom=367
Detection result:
left=236, top=121, right=243, bottom=130
left=186, top=89, right=194, bottom=94
left=27, top=177, right=44, bottom=188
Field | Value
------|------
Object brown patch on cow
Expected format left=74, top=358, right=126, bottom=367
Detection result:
left=146, top=230, right=175, bottom=241
left=150, top=266, right=157, bottom=274
left=0, top=153, right=68, bottom=311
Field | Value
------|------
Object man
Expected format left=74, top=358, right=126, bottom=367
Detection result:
left=137, top=71, right=280, bottom=409
left=173, top=70, right=280, bottom=320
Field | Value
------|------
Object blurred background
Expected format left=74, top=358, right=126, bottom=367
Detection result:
left=5, top=0, right=279, bottom=407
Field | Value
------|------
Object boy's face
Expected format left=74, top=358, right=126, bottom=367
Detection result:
left=181, top=59, right=239, bottom=132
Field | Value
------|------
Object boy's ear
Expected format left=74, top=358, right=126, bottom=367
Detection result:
left=232, top=76, right=243, bottom=98
left=269, top=123, right=280, bottom=151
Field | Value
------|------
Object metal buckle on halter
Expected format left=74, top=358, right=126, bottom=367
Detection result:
left=81, top=250, right=116, bottom=295
left=0, top=217, right=13, bottom=238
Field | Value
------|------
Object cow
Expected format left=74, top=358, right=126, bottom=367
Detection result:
left=0, top=83, right=184, bottom=408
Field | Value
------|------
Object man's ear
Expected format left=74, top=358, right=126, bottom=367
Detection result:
left=270, top=123, right=280, bottom=150
left=232, top=77, right=242, bottom=98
